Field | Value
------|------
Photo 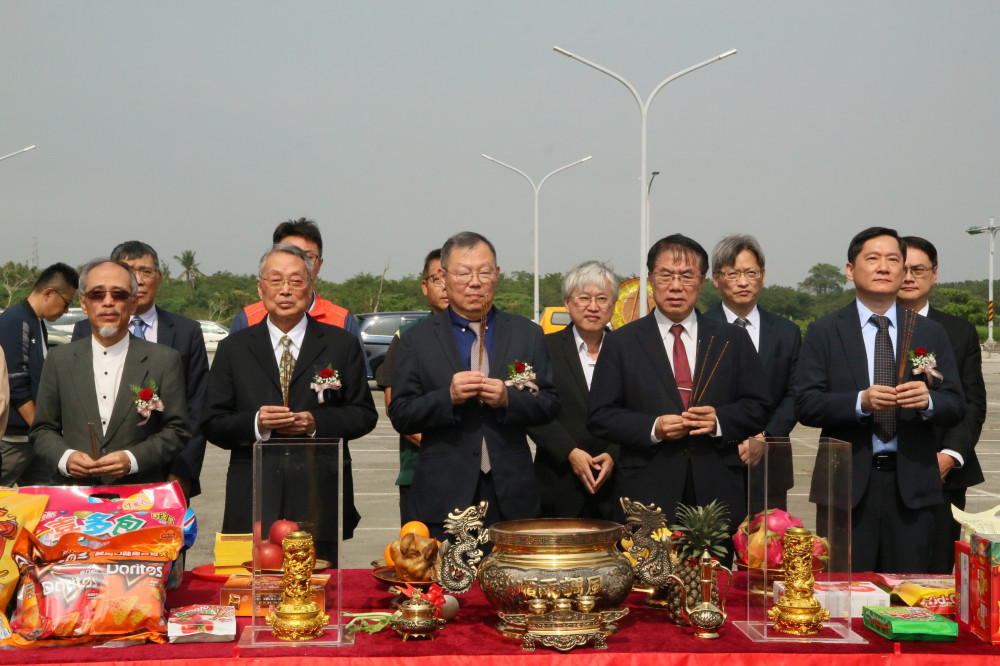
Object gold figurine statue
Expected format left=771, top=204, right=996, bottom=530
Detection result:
left=767, top=527, right=829, bottom=635
left=266, top=530, right=329, bottom=640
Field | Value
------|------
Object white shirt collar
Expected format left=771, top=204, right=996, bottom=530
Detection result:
left=917, top=302, right=930, bottom=317
left=653, top=307, right=697, bottom=340
left=571, top=324, right=606, bottom=355
left=721, top=303, right=759, bottom=328
left=266, top=314, right=308, bottom=352
left=91, top=332, right=130, bottom=358
left=856, top=299, right=898, bottom=330
left=134, top=306, right=157, bottom=328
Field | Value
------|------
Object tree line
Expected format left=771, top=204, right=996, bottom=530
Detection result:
left=0, top=255, right=992, bottom=338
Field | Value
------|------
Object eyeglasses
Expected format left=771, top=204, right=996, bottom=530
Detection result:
left=260, top=275, right=310, bottom=290
left=84, top=288, right=132, bottom=302
left=571, top=294, right=612, bottom=309
left=50, top=289, right=72, bottom=312
left=132, top=267, right=158, bottom=279
left=652, top=271, right=703, bottom=287
left=904, top=265, right=934, bottom=278
left=716, top=268, right=762, bottom=282
left=304, top=252, right=321, bottom=263
left=447, top=269, right=496, bottom=286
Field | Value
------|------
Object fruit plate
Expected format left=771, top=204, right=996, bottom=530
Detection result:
left=242, top=559, right=333, bottom=574
left=372, top=564, right=436, bottom=589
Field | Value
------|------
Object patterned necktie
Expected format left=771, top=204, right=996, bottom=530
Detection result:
left=469, top=321, right=491, bottom=473
left=131, top=317, right=145, bottom=339
left=870, top=314, right=897, bottom=441
left=734, top=317, right=749, bottom=328
left=279, top=335, right=296, bottom=407
left=671, top=324, right=693, bottom=409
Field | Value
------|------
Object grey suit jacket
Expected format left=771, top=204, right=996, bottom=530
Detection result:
left=30, top=336, right=190, bottom=485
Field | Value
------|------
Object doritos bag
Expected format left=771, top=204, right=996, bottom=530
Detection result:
left=5, top=526, right=181, bottom=648
left=0, top=492, right=48, bottom=612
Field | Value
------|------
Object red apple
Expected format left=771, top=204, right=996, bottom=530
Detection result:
left=259, top=541, right=284, bottom=570
left=269, top=519, right=300, bottom=546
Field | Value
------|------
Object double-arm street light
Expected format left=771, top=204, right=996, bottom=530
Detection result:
left=0, top=145, right=36, bottom=163
left=553, top=46, right=737, bottom=316
left=481, top=153, right=592, bottom=321
left=967, top=217, right=1000, bottom=349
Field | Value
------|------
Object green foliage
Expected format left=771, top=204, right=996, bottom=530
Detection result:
left=798, top=263, right=847, bottom=296
left=0, top=261, right=39, bottom=307
left=935, top=287, right=987, bottom=326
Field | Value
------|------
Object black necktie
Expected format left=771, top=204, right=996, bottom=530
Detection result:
left=734, top=317, right=749, bottom=328
left=870, top=314, right=897, bottom=441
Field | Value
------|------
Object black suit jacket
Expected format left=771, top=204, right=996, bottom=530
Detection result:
left=73, top=307, right=210, bottom=496
left=795, top=302, right=965, bottom=510
left=927, top=307, right=986, bottom=490
left=388, top=308, right=560, bottom=524
left=587, top=311, right=771, bottom=528
left=202, top=316, right=378, bottom=540
left=526, top=325, right=619, bottom=519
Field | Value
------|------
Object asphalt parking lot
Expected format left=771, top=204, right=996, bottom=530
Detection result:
left=187, top=358, right=1000, bottom=570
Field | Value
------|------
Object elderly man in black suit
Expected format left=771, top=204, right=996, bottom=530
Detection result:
left=203, top=244, right=377, bottom=563
left=527, top=261, right=619, bottom=520
left=704, top=235, right=800, bottom=509
left=588, top=234, right=771, bottom=532
left=795, top=227, right=965, bottom=573
left=388, top=231, right=559, bottom=539
left=72, top=241, right=208, bottom=501
left=897, top=235, right=986, bottom=573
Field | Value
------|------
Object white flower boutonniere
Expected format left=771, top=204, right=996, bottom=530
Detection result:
left=131, top=380, right=165, bottom=425
left=310, top=365, right=342, bottom=404
left=504, top=360, right=539, bottom=395
left=909, top=347, right=943, bottom=385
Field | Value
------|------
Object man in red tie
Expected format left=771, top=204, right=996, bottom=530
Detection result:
left=588, top=234, right=771, bottom=537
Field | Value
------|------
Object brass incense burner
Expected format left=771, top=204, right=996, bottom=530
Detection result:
left=266, top=531, right=329, bottom=640
left=391, top=597, right=445, bottom=640
left=767, top=527, right=830, bottom=635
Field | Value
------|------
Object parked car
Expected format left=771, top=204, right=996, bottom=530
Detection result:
left=47, top=307, right=88, bottom=336
left=200, top=320, right=229, bottom=354
left=539, top=306, right=571, bottom=334
left=356, top=311, right=430, bottom=378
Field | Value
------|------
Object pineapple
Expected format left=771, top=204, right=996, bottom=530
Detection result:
left=664, top=500, right=730, bottom=624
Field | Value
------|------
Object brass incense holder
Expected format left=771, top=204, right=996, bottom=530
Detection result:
left=266, top=531, right=329, bottom=640
left=391, top=597, right=445, bottom=640
left=767, top=527, right=830, bottom=635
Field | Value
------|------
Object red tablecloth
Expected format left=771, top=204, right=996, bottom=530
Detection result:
left=3, top=569, right=999, bottom=664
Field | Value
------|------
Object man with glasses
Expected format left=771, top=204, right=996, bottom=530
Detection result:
left=897, top=235, right=986, bottom=573
left=204, top=244, right=377, bottom=562
left=588, top=234, right=770, bottom=536
left=0, top=262, right=79, bottom=486
left=229, top=217, right=369, bottom=375
left=527, top=260, right=620, bottom=520
left=375, top=249, right=449, bottom=524
left=389, top=232, right=559, bottom=538
left=71, top=241, right=208, bottom=502
left=705, top=235, right=801, bottom=509
left=30, top=258, right=189, bottom=485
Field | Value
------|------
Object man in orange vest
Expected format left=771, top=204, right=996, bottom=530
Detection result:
left=230, top=218, right=368, bottom=374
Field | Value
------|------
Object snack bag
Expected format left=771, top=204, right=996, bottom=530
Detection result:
left=0, top=492, right=48, bottom=611
left=5, top=526, right=181, bottom=648
left=167, top=605, right=236, bottom=643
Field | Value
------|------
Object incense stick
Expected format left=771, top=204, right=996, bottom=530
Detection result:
left=691, top=342, right=729, bottom=407
left=897, top=308, right=916, bottom=385
left=478, top=298, right=488, bottom=370
left=87, top=422, right=99, bottom=459
left=690, top=336, right=713, bottom=402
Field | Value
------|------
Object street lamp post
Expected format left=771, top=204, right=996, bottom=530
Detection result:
left=0, top=145, right=36, bottom=163
left=481, top=154, right=593, bottom=321
left=553, top=47, right=737, bottom=315
left=967, top=217, right=1000, bottom=350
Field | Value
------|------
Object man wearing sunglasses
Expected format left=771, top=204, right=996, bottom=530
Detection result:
left=71, top=241, right=209, bottom=502
left=30, top=258, right=190, bottom=485
left=0, top=262, right=79, bottom=486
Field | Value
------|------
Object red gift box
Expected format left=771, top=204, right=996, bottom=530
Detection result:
left=969, top=534, right=1000, bottom=644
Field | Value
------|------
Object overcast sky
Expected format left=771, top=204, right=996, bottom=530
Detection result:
left=2, top=2, right=998, bottom=288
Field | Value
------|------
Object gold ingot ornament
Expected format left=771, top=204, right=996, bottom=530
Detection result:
left=767, top=527, right=830, bottom=635
left=266, top=530, right=329, bottom=640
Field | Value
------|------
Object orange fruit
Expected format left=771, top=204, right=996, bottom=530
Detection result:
left=400, top=521, right=430, bottom=539
left=384, top=542, right=395, bottom=567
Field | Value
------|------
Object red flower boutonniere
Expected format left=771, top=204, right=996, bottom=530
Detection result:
left=310, top=365, right=342, bottom=404
left=909, top=348, right=943, bottom=384
left=505, top=360, right=539, bottom=395
left=130, top=380, right=164, bottom=425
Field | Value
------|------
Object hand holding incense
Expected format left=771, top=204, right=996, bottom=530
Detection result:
left=87, top=422, right=99, bottom=459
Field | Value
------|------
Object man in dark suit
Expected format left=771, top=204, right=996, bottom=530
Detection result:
left=527, top=261, right=620, bottom=520
left=588, top=234, right=771, bottom=531
left=203, top=244, right=377, bottom=562
left=388, top=232, right=559, bottom=538
left=898, top=235, right=986, bottom=573
left=795, top=227, right=965, bottom=573
left=704, top=234, right=800, bottom=509
left=31, top=258, right=190, bottom=485
left=72, top=241, right=208, bottom=501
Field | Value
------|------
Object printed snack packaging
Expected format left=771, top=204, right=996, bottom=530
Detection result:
left=167, top=605, right=236, bottom=643
left=0, top=492, right=48, bottom=613
left=862, top=606, right=958, bottom=642
left=969, top=533, right=1000, bottom=644
left=4, top=526, right=182, bottom=648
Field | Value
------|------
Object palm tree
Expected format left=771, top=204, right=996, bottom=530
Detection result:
left=173, top=250, right=204, bottom=288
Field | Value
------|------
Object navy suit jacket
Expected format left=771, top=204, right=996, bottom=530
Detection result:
left=795, top=302, right=965, bottom=510
left=587, top=311, right=771, bottom=527
left=74, top=306, right=209, bottom=496
left=927, top=307, right=986, bottom=491
left=388, top=308, right=560, bottom=524
left=526, top=325, right=619, bottom=519
left=202, top=316, right=377, bottom=540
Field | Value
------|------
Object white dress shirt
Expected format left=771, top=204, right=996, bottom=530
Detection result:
left=720, top=303, right=761, bottom=351
left=132, top=307, right=159, bottom=343
left=571, top=324, right=605, bottom=389
left=254, top=315, right=309, bottom=441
